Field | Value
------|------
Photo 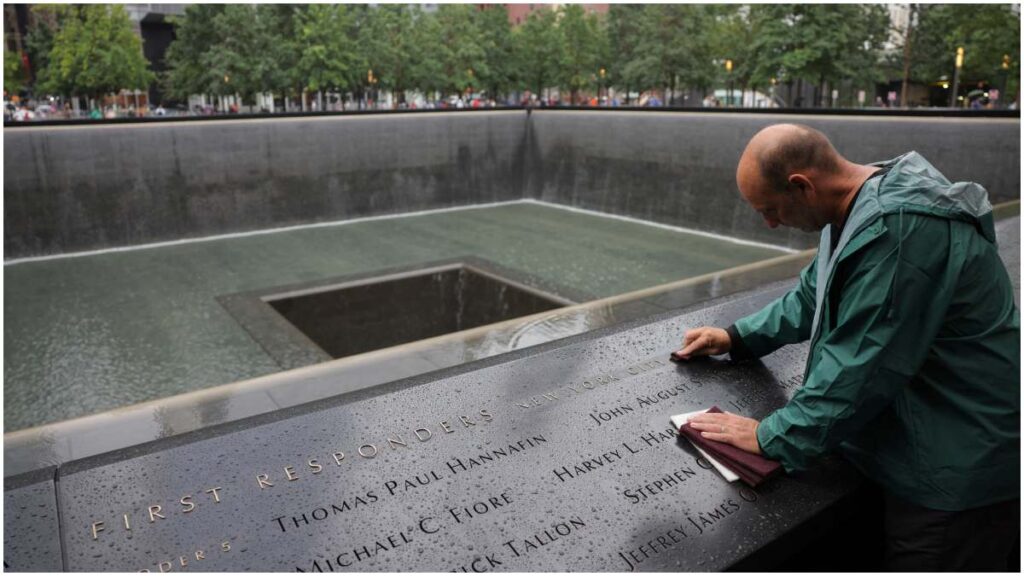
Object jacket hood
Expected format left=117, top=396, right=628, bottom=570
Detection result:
left=872, top=151, right=995, bottom=242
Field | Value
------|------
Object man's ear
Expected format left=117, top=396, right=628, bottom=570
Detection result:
left=788, top=174, right=814, bottom=198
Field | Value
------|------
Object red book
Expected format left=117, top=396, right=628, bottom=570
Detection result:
left=678, top=406, right=782, bottom=488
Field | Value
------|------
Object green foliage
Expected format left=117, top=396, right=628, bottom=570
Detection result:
left=295, top=4, right=357, bottom=94
left=164, top=5, right=224, bottom=100
left=606, top=5, right=644, bottom=98
left=206, top=5, right=289, bottom=104
left=433, top=4, right=488, bottom=95
left=4, top=38, right=24, bottom=95
left=359, top=5, right=415, bottom=101
left=475, top=6, right=517, bottom=100
left=38, top=5, right=153, bottom=99
left=407, top=10, right=445, bottom=99
left=911, top=4, right=1019, bottom=97
left=41, top=3, right=1009, bottom=109
left=556, top=5, right=605, bottom=102
left=514, top=9, right=562, bottom=97
left=24, top=7, right=60, bottom=95
left=739, top=4, right=889, bottom=105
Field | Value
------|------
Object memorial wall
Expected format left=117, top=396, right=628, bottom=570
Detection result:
left=526, top=111, right=1022, bottom=249
left=4, top=285, right=862, bottom=571
left=3, top=111, right=529, bottom=259
left=5, top=111, right=1019, bottom=258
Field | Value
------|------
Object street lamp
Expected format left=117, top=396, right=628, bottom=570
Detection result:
left=367, top=69, right=377, bottom=109
left=599, top=68, right=606, bottom=104
left=1000, top=54, right=1010, bottom=108
left=725, top=59, right=733, bottom=107
left=950, top=47, right=963, bottom=108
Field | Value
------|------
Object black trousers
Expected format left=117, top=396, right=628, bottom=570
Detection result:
left=884, top=492, right=1020, bottom=572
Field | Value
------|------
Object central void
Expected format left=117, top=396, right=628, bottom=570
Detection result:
left=3, top=202, right=788, bottom=431
left=267, top=265, right=569, bottom=359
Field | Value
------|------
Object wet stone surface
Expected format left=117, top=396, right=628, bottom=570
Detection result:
left=3, top=469, right=63, bottom=572
left=9, top=286, right=862, bottom=571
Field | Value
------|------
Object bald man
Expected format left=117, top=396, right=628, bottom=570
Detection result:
left=679, top=124, right=1019, bottom=570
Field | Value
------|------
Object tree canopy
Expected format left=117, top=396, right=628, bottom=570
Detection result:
left=4, top=38, right=25, bottom=96
left=18, top=4, right=1021, bottom=108
left=35, top=5, right=153, bottom=100
left=909, top=4, right=1020, bottom=96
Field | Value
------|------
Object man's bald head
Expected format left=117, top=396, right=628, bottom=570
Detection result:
left=736, top=124, right=856, bottom=232
left=739, top=123, right=842, bottom=194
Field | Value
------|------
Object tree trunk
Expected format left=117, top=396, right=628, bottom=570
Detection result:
left=900, top=4, right=916, bottom=108
left=318, top=90, right=323, bottom=111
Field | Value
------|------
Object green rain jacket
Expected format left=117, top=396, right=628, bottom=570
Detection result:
left=731, top=151, right=1020, bottom=511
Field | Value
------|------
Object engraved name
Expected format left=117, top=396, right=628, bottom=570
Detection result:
left=622, top=466, right=698, bottom=504
left=552, top=441, right=643, bottom=483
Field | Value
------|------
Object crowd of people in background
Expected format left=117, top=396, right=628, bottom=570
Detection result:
left=4, top=86, right=1016, bottom=122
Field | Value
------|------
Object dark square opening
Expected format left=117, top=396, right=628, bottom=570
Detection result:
left=265, top=265, right=568, bottom=359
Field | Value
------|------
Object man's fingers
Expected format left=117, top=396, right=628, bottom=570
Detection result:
left=677, top=333, right=709, bottom=357
left=699, top=431, right=732, bottom=444
left=689, top=413, right=726, bottom=425
left=688, top=419, right=727, bottom=432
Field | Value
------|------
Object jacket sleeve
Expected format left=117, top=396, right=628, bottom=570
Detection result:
left=756, top=214, right=953, bottom=471
left=729, top=256, right=818, bottom=361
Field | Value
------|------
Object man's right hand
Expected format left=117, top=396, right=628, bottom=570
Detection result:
left=675, top=327, right=731, bottom=360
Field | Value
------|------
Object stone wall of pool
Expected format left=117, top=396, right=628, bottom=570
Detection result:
left=4, top=110, right=1019, bottom=258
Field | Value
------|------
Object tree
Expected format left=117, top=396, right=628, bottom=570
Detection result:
left=741, top=5, right=887, bottom=108
left=556, top=4, right=605, bottom=104
left=4, top=37, right=24, bottom=96
left=606, top=4, right=645, bottom=103
left=744, top=4, right=795, bottom=101
left=164, top=4, right=225, bottom=102
left=166, top=5, right=295, bottom=109
left=407, top=9, right=445, bottom=103
left=39, top=5, right=153, bottom=105
left=204, top=5, right=288, bottom=107
left=674, top=5, right=718, bottom=100
left=359, top=4, right=416, bottom=106
left=433, top=4, right=488, bottom=97
left=909, top=4, right=1020, bottom=102
left=513, top=9, right=561, bottom=99
left=709, top=5, right=755, bottom=105
left=625, top=5, right=690, bottom=102
left=476, top=5, right=517, bottom=102
left=294, top=4, right=357, bottom=108
left=23, top=6, right=62, bottom=96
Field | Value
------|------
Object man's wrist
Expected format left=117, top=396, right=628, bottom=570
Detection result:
left=726, top=324, right=756, bottom=362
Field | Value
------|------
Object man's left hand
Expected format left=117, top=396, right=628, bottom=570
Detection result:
left=688, top=412, right=762, bottom=455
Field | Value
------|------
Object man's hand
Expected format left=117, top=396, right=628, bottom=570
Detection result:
left=688, top=411, right=762, bottom=455
left=676, top=327, right=731, bottom=360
